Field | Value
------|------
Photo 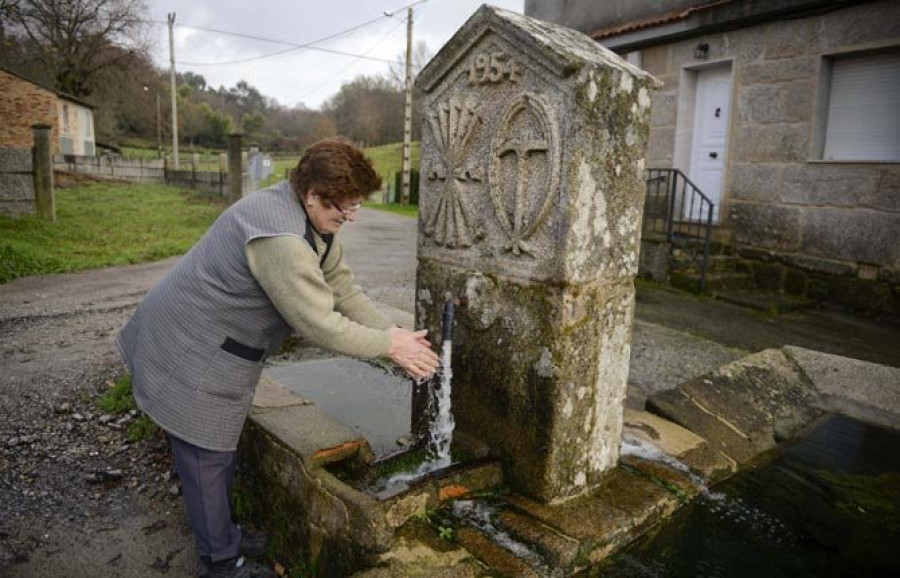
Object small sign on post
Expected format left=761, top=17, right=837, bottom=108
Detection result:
left=247, top=152, right=274, bottom=192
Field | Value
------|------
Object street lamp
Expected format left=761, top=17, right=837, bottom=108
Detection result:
left=143, top=85, right=162, bottom=157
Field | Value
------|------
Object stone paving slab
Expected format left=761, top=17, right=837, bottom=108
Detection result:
left=647, top=348, right=823, bottom=465
left=350, top=537, right=486, bottom=578
left=251, top=371, right=311, bottom=409
left=785, top=346, right=900, bottom=430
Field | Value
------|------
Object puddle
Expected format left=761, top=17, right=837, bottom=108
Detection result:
left=268, top=358, right=411, bottom=458
left=597, top=413, right=900, bottom=576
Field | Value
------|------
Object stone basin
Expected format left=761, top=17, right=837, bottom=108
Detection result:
left=237, top=371, right=503, bottom=576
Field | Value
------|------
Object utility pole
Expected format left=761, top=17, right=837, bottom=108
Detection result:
left=143, top=85, right=163, bottom=157
left=168, top=12, right=179, bottom=169
left=401, top=6, right=414, bottom=204
left=156, top=91, right=162, bottom=156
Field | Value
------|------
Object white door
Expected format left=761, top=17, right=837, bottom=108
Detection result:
left=686, top=64, right=731, bottom=222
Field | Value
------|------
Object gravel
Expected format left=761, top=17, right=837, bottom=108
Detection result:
left=0, top=260, right=195, bottom=576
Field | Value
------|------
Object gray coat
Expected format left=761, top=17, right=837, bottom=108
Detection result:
left=116, top=181, right=330, bottom=451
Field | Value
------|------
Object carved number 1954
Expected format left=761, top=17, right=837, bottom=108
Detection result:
left=468, top=52, right=520, bottom=85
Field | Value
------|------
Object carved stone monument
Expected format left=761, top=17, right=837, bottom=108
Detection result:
left=413, top=6, right=658, bottom=503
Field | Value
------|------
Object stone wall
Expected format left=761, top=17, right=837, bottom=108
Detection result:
left=0, top=69, right=59, bottom=153
left=53, top=155, right=165, bottom=184
left=52, top=155, right=229, bottom=196
left=638, top=0, right=899, bottom=315
left=0, top=148, right=35, bottom=218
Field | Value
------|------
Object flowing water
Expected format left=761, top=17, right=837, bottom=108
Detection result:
left=381, top=340, right=457, bottom=488
left=425, top=340, right=456, bottom=466
left=597, top=413, right=900, bottom=577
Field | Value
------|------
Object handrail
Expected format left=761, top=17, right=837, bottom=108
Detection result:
left=643, top=168, right=715, bottom=291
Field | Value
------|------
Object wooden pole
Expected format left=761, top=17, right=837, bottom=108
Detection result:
left=228, top=133, right=243, bottom=204
left=32, top=124, right=55, bottom=221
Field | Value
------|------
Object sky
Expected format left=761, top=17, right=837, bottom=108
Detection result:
left=144, top=0, right=524, bottom=110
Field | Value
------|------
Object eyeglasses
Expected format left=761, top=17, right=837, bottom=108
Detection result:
left=311, top=195, right=362, bottom=217
left=333, top=202, right=362, bottom=217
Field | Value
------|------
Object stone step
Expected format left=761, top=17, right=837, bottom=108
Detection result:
left=454, top=526, right=544, bottom=577
left=711, top=289, right=818, bottom=314
left=671, top=254, right=742, bottom=274
left=494, top=509, right=581, bottom=570
left=671, top=271, right=755, bottom=292
left=670, top=236, right=736, bottom=257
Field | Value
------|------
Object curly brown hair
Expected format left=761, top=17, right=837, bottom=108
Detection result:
left=289, top=137, right=382, bottom=205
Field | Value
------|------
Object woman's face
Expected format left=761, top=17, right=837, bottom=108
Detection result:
left=305, top=192, right=363, bottom=235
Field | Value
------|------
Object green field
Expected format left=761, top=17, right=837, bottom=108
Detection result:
left=260, top=142, right=422, bottom=191
left=122, top=142, right=422, bottom=191
left=0, top=181, right=227, bottom=283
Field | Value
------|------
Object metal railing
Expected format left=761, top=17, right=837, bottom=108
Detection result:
left=643, top=168, right=715, bottom=291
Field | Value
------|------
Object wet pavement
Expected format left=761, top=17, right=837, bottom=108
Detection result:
left=266, top=359, right=412, bottom=459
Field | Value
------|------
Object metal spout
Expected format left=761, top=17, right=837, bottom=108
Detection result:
left=442, top=298, right=455, bottom=342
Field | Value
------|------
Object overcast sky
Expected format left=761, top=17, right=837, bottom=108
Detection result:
left=144, top=0, right=524, bottom=110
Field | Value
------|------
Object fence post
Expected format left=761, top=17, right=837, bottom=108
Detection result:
left=32, top=124, right=55, bottom=222
left=227, top=133, right=243, bottom=204
left=191, top=152, right=200, bottom=190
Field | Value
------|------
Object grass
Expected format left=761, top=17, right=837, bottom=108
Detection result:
left=364, top=141, right=421, bottom=179
left=97, top=375, right=138, bottom=414
left=258, top=141, right=422, bottom=192
left=364, top=201, right=418, bottom=217
left=0, top=180, right=226, bottom=284
left=97, top=374, right=159, bottom=442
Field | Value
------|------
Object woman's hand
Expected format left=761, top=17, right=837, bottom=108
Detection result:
left=387, top=328, right=440, bottom=379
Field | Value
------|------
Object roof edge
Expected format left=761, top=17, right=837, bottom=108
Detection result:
left=0, top=65, right=96, bottom=109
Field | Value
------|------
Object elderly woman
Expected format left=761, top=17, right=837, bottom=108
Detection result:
left=117, top=138, right=438, bottom=578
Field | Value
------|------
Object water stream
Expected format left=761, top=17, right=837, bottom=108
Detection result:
left=599, top=413, right=900, bottom=577
left=382, top=339, right=456, bottom=487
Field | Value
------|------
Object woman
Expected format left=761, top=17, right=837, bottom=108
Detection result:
left=117, top=138, right=439, bottom=577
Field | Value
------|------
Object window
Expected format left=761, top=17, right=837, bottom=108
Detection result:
left=822, top=49, right=900, bottom=161
left=61, top=104, right=70, bottom=135
left=82, top=109, right=93, bottom=138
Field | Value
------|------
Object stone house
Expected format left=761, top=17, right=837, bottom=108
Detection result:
left=525, top=0, right=899, bottom=320
left=0, top=66, right=96, bottom=155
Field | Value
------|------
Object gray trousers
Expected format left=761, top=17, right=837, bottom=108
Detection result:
left=169, top=434, right=242, bottom=562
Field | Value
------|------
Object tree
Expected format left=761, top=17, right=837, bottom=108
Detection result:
left=5, top=0, right=149, bottom=98
left=323, top=75, right=404, bottom=146
left=241, top=110, right=265, bottom=143
left=386, top=40, right=432, bottom=90
left=181, top=71, right=207, bottom=93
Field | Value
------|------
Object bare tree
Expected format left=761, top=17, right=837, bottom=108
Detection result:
left=5, top=0, right=149, bottom=97
left=386, top=40, right=432, bottom=90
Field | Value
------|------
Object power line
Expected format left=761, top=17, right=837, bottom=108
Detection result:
left=142, top=1, right=427, bottom=68
left=297, top=16, right=407, bottom=102
left=180, top=44, right=393, bottom=67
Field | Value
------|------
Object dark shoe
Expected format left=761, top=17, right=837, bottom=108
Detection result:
left=239, top=526, right=268, bottom=558
left=206, top=555, right=275, bottom=578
